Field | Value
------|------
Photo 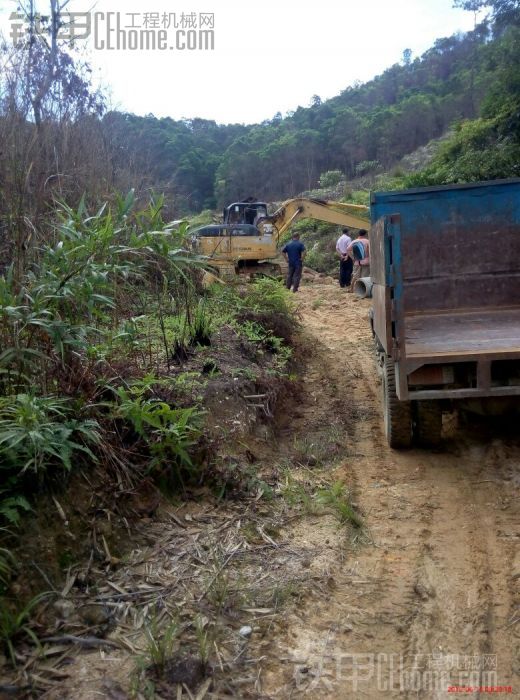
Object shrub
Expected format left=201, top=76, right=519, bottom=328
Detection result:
left=318, top=170, right=343, bottom=188
left=0, top=394, right=100, bottom=477
left=355, top=160, right=381, bottom=176
left=242, top=278, right=295, bottom=317
left=110, top=383, right=202, bottom=483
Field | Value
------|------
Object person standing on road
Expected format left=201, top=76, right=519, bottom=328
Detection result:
left=282, top=232, right=306, bottom=292
left=347, top=229, right=370, bottom=293
left=336, top=227, right=353, bottom=288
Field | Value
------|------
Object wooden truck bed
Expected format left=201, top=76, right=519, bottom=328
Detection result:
left=405, top=307, right=520, bottom=360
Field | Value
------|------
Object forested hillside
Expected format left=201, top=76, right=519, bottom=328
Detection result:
left=406, top=0, right=520, bottom=186
left=97, top=0, right=520, bottom=212
left=1, top=1, right=518, bottom=234
left=104, top=24, right=492, bottom=210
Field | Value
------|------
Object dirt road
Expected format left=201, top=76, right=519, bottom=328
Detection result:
left=32, top=279, right=519, bottom=699
left=254, top=281, right=520, bottom=698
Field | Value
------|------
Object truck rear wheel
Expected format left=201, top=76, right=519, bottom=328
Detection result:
left=413, top=401, right=442, bottom=446
left=382, top=357, right=412, bottom=448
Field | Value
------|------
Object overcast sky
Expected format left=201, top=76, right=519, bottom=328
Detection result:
left=1, top=0, right=481, bottom=124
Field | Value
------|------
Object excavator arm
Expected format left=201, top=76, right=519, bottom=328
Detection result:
left=261, top=198, right=369, bottom=243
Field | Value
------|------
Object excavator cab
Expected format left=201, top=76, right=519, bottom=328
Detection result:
left=191, top=201, right=270, bottom=241
left=190, top=200, right=274, bottom=279
left=223, top=202, right=268, bottom=227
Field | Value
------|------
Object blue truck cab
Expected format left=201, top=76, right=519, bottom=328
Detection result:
left=370, top=178, right=520, bottom=447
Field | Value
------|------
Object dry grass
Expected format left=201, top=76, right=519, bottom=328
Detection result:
left=2, top=480, right=339, bottom=697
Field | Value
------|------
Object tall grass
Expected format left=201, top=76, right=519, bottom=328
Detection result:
left=0, top=193, right=207, bottom=526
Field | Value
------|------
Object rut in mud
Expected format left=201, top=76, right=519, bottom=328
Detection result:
left=17, top=279, right=519, bottom=700
left=255, top=283, right=520, bottom=699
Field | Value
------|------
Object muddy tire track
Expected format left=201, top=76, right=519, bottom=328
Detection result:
left=256, top=282, right=520, bottom=699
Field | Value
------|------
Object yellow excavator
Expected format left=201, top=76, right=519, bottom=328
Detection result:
left=190, top=197, right=369, bottom=279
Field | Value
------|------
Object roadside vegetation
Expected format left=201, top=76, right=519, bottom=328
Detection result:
left=0, top=0, right=518, bottom=693
left=0, top=187, right=299, bottom=674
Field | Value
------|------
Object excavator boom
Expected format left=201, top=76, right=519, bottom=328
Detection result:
left=266, top=198, right=369, bottom=241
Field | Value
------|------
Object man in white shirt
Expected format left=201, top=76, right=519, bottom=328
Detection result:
left=336, top=228, right=353, bottom=288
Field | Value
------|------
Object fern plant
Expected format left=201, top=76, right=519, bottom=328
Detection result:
left=0, top=394, right=100, bottom=475
left=110, top=384, right=201, bottom=480
left=0, top=493, right=31, bottom=526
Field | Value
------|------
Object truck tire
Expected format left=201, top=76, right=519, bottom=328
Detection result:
left=413, top=401, right=442, bottom=446
left=382, top=357, right=412, bottom=448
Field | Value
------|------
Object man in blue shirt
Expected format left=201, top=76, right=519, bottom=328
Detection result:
left=282, top=233, right=306, bottom=292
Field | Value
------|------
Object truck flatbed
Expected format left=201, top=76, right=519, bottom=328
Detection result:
left=405, top=307, right=520, bottom=359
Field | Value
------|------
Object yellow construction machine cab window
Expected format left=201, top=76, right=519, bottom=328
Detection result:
left=223, top=202, right=268, bottom=226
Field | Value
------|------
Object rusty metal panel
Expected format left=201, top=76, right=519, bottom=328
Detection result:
left=371, top=179, right=520, bottom=389
left=372, top=284, right=392, bottom=353
left=402, top=273, right=520, bottom=313
left=401, top=224, right=520, bottom=312
left=370, top=216, right=394, bottom=355
left=370, top=179, right=520, bottom=317
left=385, top=217, right=409, bottom=399
left=369, top=218, right=386, bottom=285
left=408, top=365, right=455, bottom=386
left=395, top=363, right=409, bottom=400
left=406, top=349, right=520, bottom=364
